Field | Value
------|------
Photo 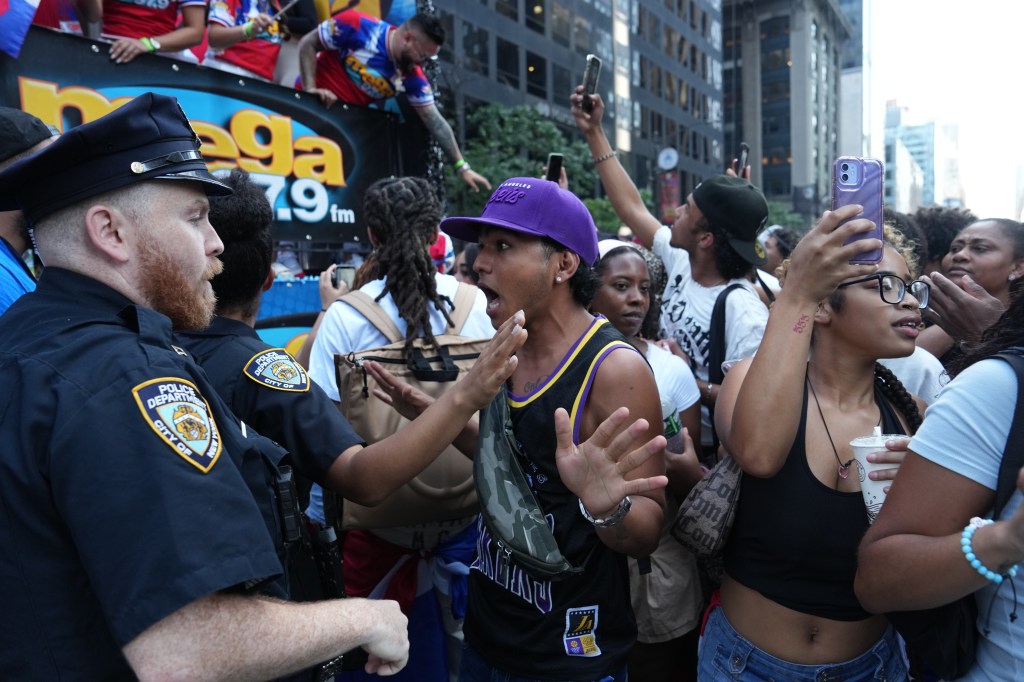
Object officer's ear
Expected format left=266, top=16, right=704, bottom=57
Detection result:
left=83, top=203, right=131, bottom=264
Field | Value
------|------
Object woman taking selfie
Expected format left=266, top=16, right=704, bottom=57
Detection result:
left=708, top=209, right=928, bottom=681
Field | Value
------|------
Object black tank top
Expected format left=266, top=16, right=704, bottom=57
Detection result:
left=465, top=317, right=642, bottom=678
left=723, top=381, right=906, bottom=621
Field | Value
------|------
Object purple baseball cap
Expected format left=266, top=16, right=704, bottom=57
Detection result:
left=440, top=177, right=599, bottom=266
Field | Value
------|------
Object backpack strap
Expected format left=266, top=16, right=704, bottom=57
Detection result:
left=340, top=290, right=404, bottom=344
left=706, top=283, right=745, bottom=453
left=992, top=349, right=1024, bottom=517
left=707, top=283, right=745, bottom=386
left=447, top=282, right=479, bottom=335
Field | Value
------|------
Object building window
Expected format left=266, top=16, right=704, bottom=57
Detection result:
left=553, top=63, right=572, bottom=101
left=551, top=1, right=570, bottom=46
left=496, top=38, right=520, bottom=89
left=526, top=52, right=547, bottom=97
left=437, top=11, right=454, bottom=63
left=496, top=0, right=518, bottom=22
left=525, top=0, right=545, bottom=34
left=463, top=22, right=489, bottom=77
left=573, top=15, right=593, bottom=57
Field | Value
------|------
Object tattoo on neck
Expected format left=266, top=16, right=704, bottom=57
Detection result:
left=523, top=376, right=548, bottom=392
left=793, top=314, right=810, bottom=333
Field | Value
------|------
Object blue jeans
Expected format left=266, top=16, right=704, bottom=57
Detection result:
left=458, top=643, right=627, bottom=682
left=698, top=606, right=907, bottom=681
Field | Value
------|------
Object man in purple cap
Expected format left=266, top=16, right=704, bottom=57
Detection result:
left=440, top=177, right=668, bottom=681
left=572, top=89, right=770, bottom=462
left=0, top=106, right=57, bottom=315
left=0, top=93, right=410, bottom=680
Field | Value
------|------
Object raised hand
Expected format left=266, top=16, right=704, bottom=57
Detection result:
left=781, top=204, right=882, bottom=304
left=922, top=271, right=1005, bottom=345
left=554, top=405, right=667, bottom=519
left=366, top=310, right=526, bottom=418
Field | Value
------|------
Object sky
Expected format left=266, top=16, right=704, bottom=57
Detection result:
left=868, top=0, right=1024, bottom=219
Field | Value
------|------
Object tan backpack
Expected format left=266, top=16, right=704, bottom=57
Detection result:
left=333, top=283, right=487, bottom=529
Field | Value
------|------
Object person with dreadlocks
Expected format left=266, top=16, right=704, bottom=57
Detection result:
left=306, top=175, right=494, bottom=682
left=856, top=270, right=1024, bottom=682
left=707, top=212, right=928, bottom=681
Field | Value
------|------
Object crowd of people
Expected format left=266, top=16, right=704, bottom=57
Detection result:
left=3, top=10, right=1024, bottom=681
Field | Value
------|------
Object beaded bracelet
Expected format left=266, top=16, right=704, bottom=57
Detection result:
left=961, top=517, right=1020, bottom=584
left=593, top=150, right=618, bottom=165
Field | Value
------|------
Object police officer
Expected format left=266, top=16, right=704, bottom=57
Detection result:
left=0, top=93, right=409, bottom=680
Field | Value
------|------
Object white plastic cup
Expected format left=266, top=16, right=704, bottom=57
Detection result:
left=849, top=428, right=906, bottom=523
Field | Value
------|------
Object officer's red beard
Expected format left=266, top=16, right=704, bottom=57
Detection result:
left=137, top=237, right=223, bottom=330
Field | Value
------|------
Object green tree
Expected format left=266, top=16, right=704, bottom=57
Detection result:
left=766, top=199, right=808, bottom=234
left=444, top=104, right=600, bottom=218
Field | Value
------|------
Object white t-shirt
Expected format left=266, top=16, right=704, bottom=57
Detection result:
left=644, top=341, right=700, bottom=447
left=911, top=358, right=1022, bottom=682
left=308, top=272, right=493, bottom=401
left=651, top=226, right=768, bottom=444
left=879, top=345, right=948, bottom=405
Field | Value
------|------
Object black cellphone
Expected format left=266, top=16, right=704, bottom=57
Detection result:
left=545, top=153, right=564, bottom=182
left=737, top=142, right=749, bottom=175
left=331, top=265, right=356, bottom=289
left=581, top=54, right=601, bottom=112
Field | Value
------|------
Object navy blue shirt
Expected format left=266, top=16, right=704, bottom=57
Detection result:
left=0, top=268, right=283, bottom=680
left=177, top=315, right=363, bottom=486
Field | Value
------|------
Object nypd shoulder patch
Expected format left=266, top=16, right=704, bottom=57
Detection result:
left=132, top=378, right=222, bottom=473
left=243, top=349, right=310, bottom=392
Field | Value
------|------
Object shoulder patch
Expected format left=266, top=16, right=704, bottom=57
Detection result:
left=132, top=378, right=222, bottom=473
left=243, top=349, right=310, bottom=392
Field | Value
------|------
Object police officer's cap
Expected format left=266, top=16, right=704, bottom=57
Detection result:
left=0, top=92, right=231, bottom=223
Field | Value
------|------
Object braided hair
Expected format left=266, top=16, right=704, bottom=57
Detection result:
left=361, top=176, right=454, bottom=354
left=873, top=363, right=923, bottom=433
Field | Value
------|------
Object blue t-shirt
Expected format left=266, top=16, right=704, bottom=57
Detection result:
left=911, top=358, right=1023, bottom=682
left=0, top=238, right=35, bottom=316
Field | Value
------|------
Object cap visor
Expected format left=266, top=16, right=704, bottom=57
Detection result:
left=730, top=238, right=768, bottom=266
left=440, top=215, right=549, bottom=244
left=155, top=170, right=233, bottom=196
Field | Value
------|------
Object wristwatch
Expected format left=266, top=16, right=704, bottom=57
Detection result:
left=579, top=496, right=632, bottom=528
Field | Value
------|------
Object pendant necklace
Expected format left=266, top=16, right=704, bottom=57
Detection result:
left=807, top=376, right=856, bottom=480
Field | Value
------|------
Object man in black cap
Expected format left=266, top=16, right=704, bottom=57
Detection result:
left=0, top=106, right=57, bottom=315
left=0, top=92, right=410, bottom=680
left=572, top=90, right=769, bottom=460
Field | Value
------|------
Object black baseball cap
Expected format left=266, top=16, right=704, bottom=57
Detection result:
left=0, top=106, right=54, bottom=165
left=692, top=175, right=769, bottom=266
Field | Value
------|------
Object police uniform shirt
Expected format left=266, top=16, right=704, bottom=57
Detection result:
left=0, top=268, right=284, bottom=680
left=177, top=315, right=364, bottom=484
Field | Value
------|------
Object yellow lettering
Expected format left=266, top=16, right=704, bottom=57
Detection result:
left=293, top=136, right=345, bottom=187
left=233, top=109, right=293, bottom=176
left=193, top=121, right=241, bottom=172
left=18, top=78, right=132, bottom=130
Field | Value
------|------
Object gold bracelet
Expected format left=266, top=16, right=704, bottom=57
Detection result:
left=593, top=150, right=618, bottom=165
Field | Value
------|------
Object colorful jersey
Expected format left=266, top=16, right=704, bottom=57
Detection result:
left=207, top=0, right=285, bottom=81
left=314, top=10, right=433, bottom=108
left=101, top=0, right=208, bottom=40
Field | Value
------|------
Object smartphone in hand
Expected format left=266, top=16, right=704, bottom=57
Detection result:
left=545, top=153, right=564, bottom=182
left=581, top=54, right=602, bottom=112
left=832, top=156, right=884, bottom=265
left=736, top=142, right=749, bottom=177
left=331, top=265, right=356, bottom=289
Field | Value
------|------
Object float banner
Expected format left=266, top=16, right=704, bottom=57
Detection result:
left=0, top=27, right=400, bottom=242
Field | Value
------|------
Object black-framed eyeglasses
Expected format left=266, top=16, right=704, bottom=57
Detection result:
left=837, top=274, right=930, bottom=309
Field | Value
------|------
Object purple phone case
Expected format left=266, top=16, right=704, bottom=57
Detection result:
left=832, top=156, right=884, bottom=264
